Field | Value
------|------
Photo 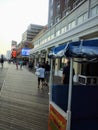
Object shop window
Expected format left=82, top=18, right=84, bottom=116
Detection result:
left=81, top=62, right=98, bottom=76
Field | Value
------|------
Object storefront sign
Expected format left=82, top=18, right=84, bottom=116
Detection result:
left=48, top=104, right=67, bottom=130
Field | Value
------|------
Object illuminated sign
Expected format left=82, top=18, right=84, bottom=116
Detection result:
left=21, top=48, right=31, bottom=56
left=11, top=50, right=17, bottom=58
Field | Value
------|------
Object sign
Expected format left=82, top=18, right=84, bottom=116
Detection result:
left=21, top=48, right=31, bottom=56
left=48, top=104, right=67, bottom=130
left=11, top=50, right=17, bottom=58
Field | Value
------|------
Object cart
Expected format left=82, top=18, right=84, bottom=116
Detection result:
left=48, top=39, right=98, bottom=130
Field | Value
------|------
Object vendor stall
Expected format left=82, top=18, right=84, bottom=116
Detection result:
left=48, top=39, right=98, bottom=130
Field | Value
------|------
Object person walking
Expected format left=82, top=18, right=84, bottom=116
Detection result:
left=44, top=61, right=50, bottom=87
left=36, top=64, right=45, bottom=89
left=0, top=55, right=4, bottom=68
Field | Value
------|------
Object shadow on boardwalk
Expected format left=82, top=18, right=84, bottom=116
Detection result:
left=0, top=63, right=49, bottom=130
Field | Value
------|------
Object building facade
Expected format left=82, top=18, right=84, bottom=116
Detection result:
left=16, top=24, right=44, bottom=59
left=30, top=0, right=98, bottom=76
left=22, top=24, right=44, bottom=42
left=48, top=0, right=84, bottom=28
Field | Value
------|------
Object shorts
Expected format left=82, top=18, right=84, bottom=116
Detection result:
left=38, top=77, right=45, bottom=82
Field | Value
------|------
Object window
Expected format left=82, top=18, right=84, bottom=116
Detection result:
left=63, top=8, right=70, bottom=17
left=56, top=17, right=60, bottom=23
left=56, top=30, right=60, bottom=36
left=81, top=62, right=98, bottom=76
left=61, top=27, right=65, bottom=34
left=73, top=0, right=83, bottom=8
left=51, top=34, right=55, bottom=39
left=50, top=9, right=53, bottom=18
left=51, top=0, right=53, bottom=4
left=77, top=12, right=87, bottom=25
left=68, top=20, right=76, bottom=30
left=71, top=20, right=76, bottom=28
left=61, top=26, right=67, bottom=34
left=56, top=1, right=60, bottom=14
left=48, top=36, right=51, bottom=41
left=65, top=26, right=67, bottom=32
left=83, top=12, right=88, bottom=21
left=77, top=15, right=83, bottom=25
left=91, top=6, right=98, bottom=17
left=97, top=6, right=98, bottom=14
left=50, top=21, right=53, bottom=27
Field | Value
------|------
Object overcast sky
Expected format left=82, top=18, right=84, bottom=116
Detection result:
left=0, top=0, right=49, bottom=55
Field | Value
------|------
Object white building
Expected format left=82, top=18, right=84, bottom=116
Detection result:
left=6, top=50, right=11, bottom=60
left=30, top=0, right=98, bottom=76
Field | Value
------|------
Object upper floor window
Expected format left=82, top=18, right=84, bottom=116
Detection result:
left=77, top=12, right=87, bottom=25
left=51, top=34, right=55, bottom=39
left=56, top=16, right=60, bottom=23
left=56, top=30, right=61, bottom=36
left=68, top=20, right=76, bottom=30
left=61, top=27, right=65, bottom=34
left=61, top=26, right=67, bottom=34
left=57, top=2, right=60, bottom=13
left=50, top=9, right=53, bottom=17
left=73, top=0, right=83, bottom=8
left=65, top=0, right=69, bottom=5
left=51, top=0, right=53, bottom=4
left=63, top=7, right=70, bottom=17
left=48, top=36, right=51, bottom=41
left=91, top=6, right=98, bottom=17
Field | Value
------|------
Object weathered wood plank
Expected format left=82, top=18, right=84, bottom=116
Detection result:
left=0, top=64, right=49, bottom=130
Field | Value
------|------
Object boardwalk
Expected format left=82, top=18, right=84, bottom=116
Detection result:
left=0, top=63, right=49, bottom=130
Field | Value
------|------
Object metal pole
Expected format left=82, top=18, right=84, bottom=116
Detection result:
left=66, top=58, right=73, bottom=130
left=49, top=58, right=53, bottom=104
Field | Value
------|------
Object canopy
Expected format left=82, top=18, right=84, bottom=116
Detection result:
left=48, top=43, right=68, bottom=58
left=49, top=39, right=98, bottom=59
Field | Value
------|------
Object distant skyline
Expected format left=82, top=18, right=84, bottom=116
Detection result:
left=0, top=0, right=49, bottom=55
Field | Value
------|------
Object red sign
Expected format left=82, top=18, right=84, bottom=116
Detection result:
left=48, top=104, right=67, bottom=130
left=11, top=50, right=17, bottom=58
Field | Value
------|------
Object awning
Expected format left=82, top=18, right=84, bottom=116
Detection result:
left=48, top=39, right=98, bottom=60
left=65, top=39, right=98, bottom=59
left=48, top=43, right=68, bottom=58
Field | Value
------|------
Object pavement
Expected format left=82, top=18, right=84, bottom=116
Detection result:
left=0, top=62, right=49, bottom=130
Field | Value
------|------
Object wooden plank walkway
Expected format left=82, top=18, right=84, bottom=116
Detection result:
left=0, top=63, right=49, bottom=130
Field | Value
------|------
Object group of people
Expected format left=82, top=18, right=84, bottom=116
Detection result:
left=35, top=59, right=75, bottom=89
left=15, top=60, right=23, bottom=70
left=35, top=61, right=50, bottom=89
